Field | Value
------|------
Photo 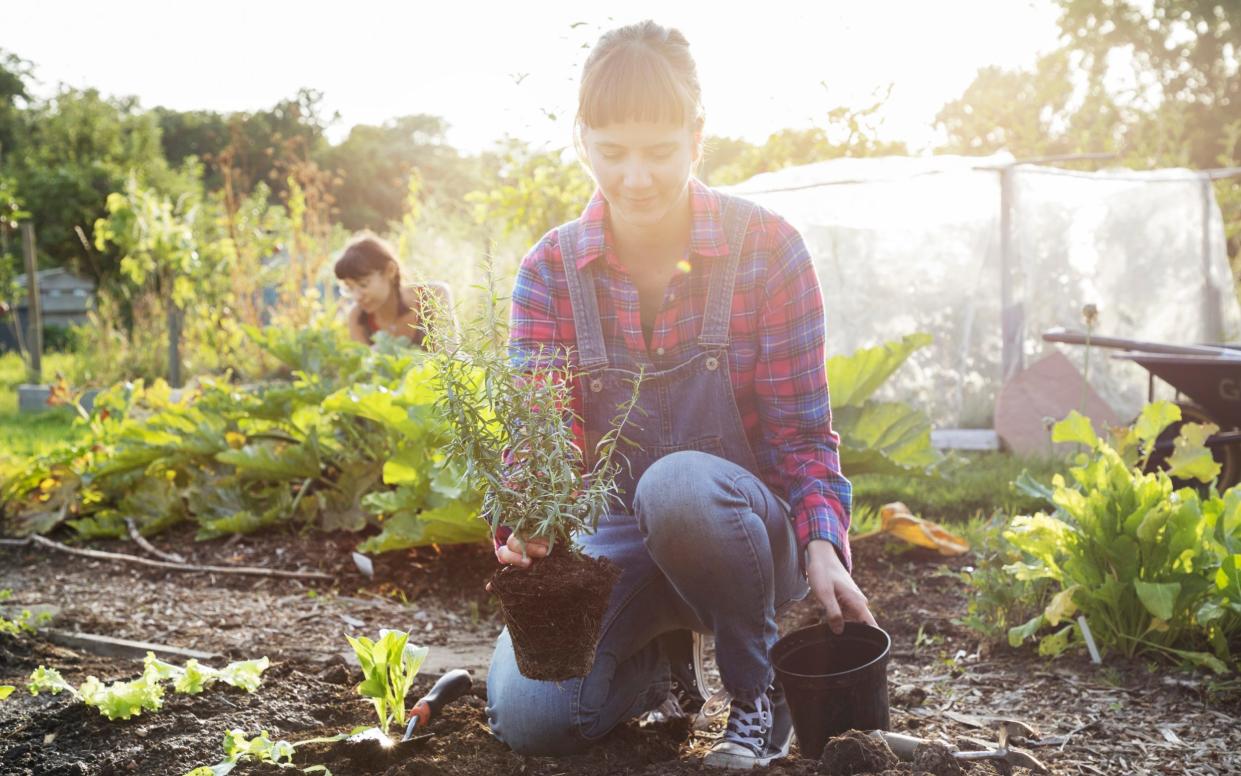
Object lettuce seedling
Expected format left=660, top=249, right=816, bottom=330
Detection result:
left=0, top=590, right=50, bottom=636
left=183, top=729, right=342, bottom=776
left=78, top=668, right=165, bottom=720
left=0, top=685, right=15, bottom=700
left=144, top=653, right=270, bottom=694
left=27, top=666, right=77, bottom=697
left=28, top=664, right=163, bottom=720
left=346, top=629, right=428, bottom=735
left=27, top=654, right=271, bottom=721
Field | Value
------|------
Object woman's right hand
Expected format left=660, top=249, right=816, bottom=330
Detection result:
left=495, top=533, right=550, bottom=569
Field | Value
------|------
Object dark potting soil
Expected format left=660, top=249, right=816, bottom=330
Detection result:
left=912, top=741, right=967, bottom=776
left=820, top=730, right=901, bottom=775
left=490, top=550, right=620, bottom=681
left=818, top=730, right=996, bottom=776
left=0, top=648, right=357, bottom=776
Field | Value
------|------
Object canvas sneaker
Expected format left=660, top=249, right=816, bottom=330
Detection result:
left=665, top=629, right=708, bottom=715
left=638, top=629, right=708, bottom=724
left=703, top=683, right=793, bottom=770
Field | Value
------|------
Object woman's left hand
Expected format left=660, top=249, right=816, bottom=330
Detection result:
left=806, top=539, right=876, bottom=635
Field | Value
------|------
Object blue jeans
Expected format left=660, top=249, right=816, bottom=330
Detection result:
left=486, top=451, right=809, bottom=755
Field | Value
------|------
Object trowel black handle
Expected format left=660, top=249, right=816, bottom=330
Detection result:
left=410, top=669, right=472, bottom=727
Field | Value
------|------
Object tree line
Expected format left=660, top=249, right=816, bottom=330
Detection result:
left=0, top=0, right=1236, bottom=298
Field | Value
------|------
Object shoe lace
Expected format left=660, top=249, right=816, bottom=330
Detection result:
left=721, top=693, right=772, bottom=752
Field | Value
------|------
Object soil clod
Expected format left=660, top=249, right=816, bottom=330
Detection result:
left=820, top=729, right=900, bottom=775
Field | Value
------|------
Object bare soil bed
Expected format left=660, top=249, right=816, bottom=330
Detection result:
left=2, top=528, right=1238, bottom=775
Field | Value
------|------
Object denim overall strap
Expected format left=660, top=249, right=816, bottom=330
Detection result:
left=556, top=221, right=610, bottom=371
left=699, top=194, right=755, bottom=350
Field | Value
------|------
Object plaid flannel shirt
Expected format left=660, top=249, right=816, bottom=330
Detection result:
left=508, top=178, right=853, bottom=570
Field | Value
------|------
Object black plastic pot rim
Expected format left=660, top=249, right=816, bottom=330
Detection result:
left=772, top=623, right=892, bottom=681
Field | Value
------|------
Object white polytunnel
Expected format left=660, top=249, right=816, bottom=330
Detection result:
left=724, top=153, right=1241, bottom=427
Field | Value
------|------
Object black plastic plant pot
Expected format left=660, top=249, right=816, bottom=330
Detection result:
left=771, top=621, right=892, bottom=760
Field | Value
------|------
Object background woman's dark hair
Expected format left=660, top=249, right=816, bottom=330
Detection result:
left=333, top=232, right=411, bottom=316
left=576, top=20, right=704, bottom=136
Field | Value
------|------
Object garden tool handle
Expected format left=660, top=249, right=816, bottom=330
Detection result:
left=869, top=730, right=924, bottom=761
left=402, top=669, right=472, bottom=741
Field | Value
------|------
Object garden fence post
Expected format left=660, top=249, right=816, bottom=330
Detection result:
left=21, top=222, right=41, bottom=383
left=1200, top=176, right=1222, bottom=341
left=999, top=165, right=1023, bottom=383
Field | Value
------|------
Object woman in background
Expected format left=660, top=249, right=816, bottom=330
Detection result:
left=334, top=231, right=453, bottom=347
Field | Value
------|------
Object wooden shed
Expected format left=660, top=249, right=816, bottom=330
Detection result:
left=0, top=268, right=96, bottom=352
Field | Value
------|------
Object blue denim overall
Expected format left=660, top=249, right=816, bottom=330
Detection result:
left=486, top=194, right=809, bottom=756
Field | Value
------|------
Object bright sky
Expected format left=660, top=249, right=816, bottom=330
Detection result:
left=2, top=0, right=1063, bottom=154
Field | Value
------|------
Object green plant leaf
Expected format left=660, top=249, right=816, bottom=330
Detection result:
left=1216, top=554, right=1241, bottom=600
left=835, top=400, right=943, bottom=477
left=356, top=500, right=487, bottom=555
left=1013, top=470, right=1055, bottom=504
left=1037, top=624, right=1074, bottom=657
left=1164, top=646, right=1229, bottom=674
left=324, top=385, right=423, bottom=439
left=346, top=630, right=429, bottom=734
left=1196, top=600, right=1226, bottom=625
left=27, top=666, right=77, bottom=697
left=1166, top=423, right=1222, bottom=484
left=1008, top=613, right=1044, bottom=647
left=826, top=333, right=933, bottom=408
left=1135, top=401, right=1181, bottom=447
left=383, top=446, right=429, bottom=487
left=1133, top=580, right=1180, bottom=621
left=0, top=685, right=15, bottom=700
left=182, top=767, right=231, bottom=776
left=217, top=442, right=320, bottom=481
left=216, top=657, right=270, bottom=692
left=1051, top=411, right=1098, bottom=449
left=78, top=673, right=164, bottom=720
left=1043, top=585, right=1079, bottom=626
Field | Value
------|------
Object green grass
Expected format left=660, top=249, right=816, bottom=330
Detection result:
left=0, top=352, right=88, bottom=473
left=852, top=451, right=1066, bottom=523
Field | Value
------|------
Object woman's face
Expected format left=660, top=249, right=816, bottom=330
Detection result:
left=340, top=268, right=394, bottom=312
left=581, top=120, right=699, bottom=232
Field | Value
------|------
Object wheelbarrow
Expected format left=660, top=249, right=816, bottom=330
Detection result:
left=1042, top=327, right=1241, bottom=489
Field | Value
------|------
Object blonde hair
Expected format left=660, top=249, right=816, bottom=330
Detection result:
left=576, top=20, right=704, bottom=139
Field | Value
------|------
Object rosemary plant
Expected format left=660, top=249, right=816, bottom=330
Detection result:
left=427, top=270, right=639, bottom=555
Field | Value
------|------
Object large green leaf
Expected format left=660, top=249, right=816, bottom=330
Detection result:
left=1135, top=401, right=1181, bottom=447
left=1051, top=411, right=1099, bottom=449
left=1133, top=580, right=1180, bottom=621
left=383, top=446, right=429, bottom=487
left=216, top=442, right=319, bottom=481
left=319, top=459, right=384, bottom=533
left=117, top=477, right=185, bottom=535
left=835, top=400, right=942, bottom=477
left=1008, top=613, right=1045, bottom=647
left=826, top=333, right=933, bottom=408
left=324, top=385, right=424, bottom=440
left=356, top=501, right=487, bottom=554
left=1216, top=555, right=1241, bottom=601
left=1166, top=422, right=1222, bottom=484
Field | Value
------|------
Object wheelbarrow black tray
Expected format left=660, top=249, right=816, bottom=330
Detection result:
left=1112, top=353, right=1241, bottom=430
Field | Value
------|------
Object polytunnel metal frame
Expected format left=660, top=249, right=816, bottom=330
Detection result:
left=729, top=154, right=1241, bottom=394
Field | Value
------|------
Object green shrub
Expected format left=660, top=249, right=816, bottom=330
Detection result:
left=1001, top=405, right=1241, bottom=672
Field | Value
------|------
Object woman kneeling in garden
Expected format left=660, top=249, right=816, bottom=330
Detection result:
left=486, top=20, right=875, bottom=769
left=334, top=231, right=453, bottom=347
